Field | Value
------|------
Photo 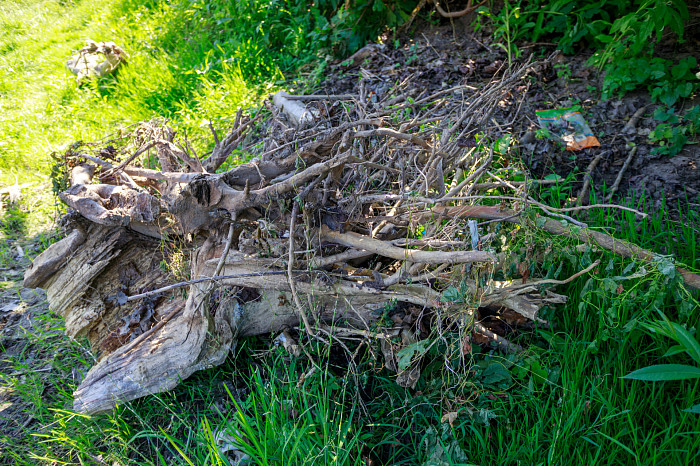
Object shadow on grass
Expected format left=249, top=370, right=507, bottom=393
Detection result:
left=0, top=203, right=28, bottom=241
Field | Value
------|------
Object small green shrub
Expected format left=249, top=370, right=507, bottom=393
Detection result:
left=649, top=105, right=700, bottom=156
left=479, top=1, right=696, bottom=104
left=318, top=0, right=419, bottom=56
left=582, top=0, right=694, bottom=104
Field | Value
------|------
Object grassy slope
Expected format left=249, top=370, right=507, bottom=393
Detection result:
left=0, top=1, right=699, bottom=465
left=0, top=0, right=144, bottom=183
left=0, top=0, right=268, bottom=187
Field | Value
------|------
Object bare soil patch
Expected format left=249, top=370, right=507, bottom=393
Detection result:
left=318, top=20, right=700, bottom=210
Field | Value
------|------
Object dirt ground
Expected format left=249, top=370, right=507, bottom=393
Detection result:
left=0, top=269, right=52, bottom=437
left=318, top=18, right=700, bottom=211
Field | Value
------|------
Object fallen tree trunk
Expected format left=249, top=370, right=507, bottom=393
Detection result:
left=410, top=205, right=700, bottom=290
left=29, top=216, right=564, bottom=413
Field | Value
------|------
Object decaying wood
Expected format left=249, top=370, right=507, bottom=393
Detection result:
left=204, top=110, right=262, bottom=173
left=60, top=184, right=160, bottom=226
left=26, top=56, right=691, bottom=414
left=410, top=205, right=700, bottom=290
left=605, top=146, right=638, bottom=203
left=576, top=150, right=606, bottom=206
left=25, top=224, right=173, bottom=343
left=24, top=227, right=86, bottom=289
left=320, top=225, right=495, bottom=264
left=66, top=40, right=128, bottom=83
left=273, top=91, right=318, bottom=127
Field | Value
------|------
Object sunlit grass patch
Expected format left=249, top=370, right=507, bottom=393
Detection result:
left=0, top=0, right=292, bottom=186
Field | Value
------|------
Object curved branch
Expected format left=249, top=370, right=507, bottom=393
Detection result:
left=433, top=0, right=486, bottom=18
left=320, top=225, right=495, bottom=264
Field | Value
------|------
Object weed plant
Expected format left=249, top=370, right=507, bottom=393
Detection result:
left=475, top=0, right=696, bottom=106
left=648, top=106, right=700, bottom=157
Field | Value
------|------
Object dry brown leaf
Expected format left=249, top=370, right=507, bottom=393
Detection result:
left=460, top=334, right=472, bottom=356
left=441, top=411, right=460, bottom=427
left=518, top=261, right=530, bottom=283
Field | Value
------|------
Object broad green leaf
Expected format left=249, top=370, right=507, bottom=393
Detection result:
left=396, top=340, right=429, bottom=372
left=623, top=364, right=700, bottom=381
left=529, top=359, right=548, bottom=386
left=653, top=255, right=676, bottom=277
left=648, top=318, right=700, bottom=365
left=660, top=92, right=678, bottom=107
left=663, top=345, right=686, bottom=358
left=479, top=362, right=512, bottom=386
left=683, top=403, right=700, bottom=414
left=645, top=314, right=678, bottom=338
left=668, top=322, right=700, bottom=365
left=680, top=82, right=694, bottom=98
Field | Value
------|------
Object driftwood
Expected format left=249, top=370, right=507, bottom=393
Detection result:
left=25, top=56, right=695, bottom=414
left=59, top=184, right=161, bottom=226
left=272, top=91, right=319, bottom=128
left=410, top=205, right=700, bottom=289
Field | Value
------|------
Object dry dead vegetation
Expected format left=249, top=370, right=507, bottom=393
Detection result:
left=24, top=56, right=700, bottom=415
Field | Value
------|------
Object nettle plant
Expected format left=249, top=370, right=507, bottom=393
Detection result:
left=578, top=253, right=697, bottom=349
left=648, top=105, right=700, bottom=157
left=477, top=0, right=697, bottom=105
left=599, top=56, right=699, bottom=106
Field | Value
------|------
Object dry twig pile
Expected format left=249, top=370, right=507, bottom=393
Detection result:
left=25, top=58, right=700, bottom=414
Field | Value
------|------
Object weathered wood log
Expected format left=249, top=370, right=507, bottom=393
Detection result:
left=59, top=184, right=161, bottom=226
left=30, top=72, right=614, bottom=414
left=273, top=91, right=318, bottom=127
left=410, top=205, right=700, bottom=290
left=25, top=219, right=563, bottom=413
left=170, top=150, right=355, bottom=233
left=320, top=225, right=496, bottom=264
left=24, top=227, right=86, bottom=289
left=24, top=224, right=172, bottom=347
left=66, top=40, right=128, bottom=83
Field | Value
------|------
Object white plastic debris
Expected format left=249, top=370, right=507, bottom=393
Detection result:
left=66, top=40, right=128, bottom=83
left=272, top=91, right=318, bottom=128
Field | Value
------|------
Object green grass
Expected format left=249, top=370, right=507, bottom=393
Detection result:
left=0, top=187, right=61, bottom=272
left=0, top=0, right=325, bottom=187
left=0, top=0, right=411, bottom=187
left=2, top=276, right=697, bottom=465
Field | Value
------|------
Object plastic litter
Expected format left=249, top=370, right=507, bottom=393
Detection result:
left=536, top=106, right=600, bottom=151
left=66, top=40, right=128, bottom=83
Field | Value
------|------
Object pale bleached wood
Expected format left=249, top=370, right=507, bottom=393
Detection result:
left=320, top=225, right=496, bottom=264
left=23, top=227, right=86, bottom=289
